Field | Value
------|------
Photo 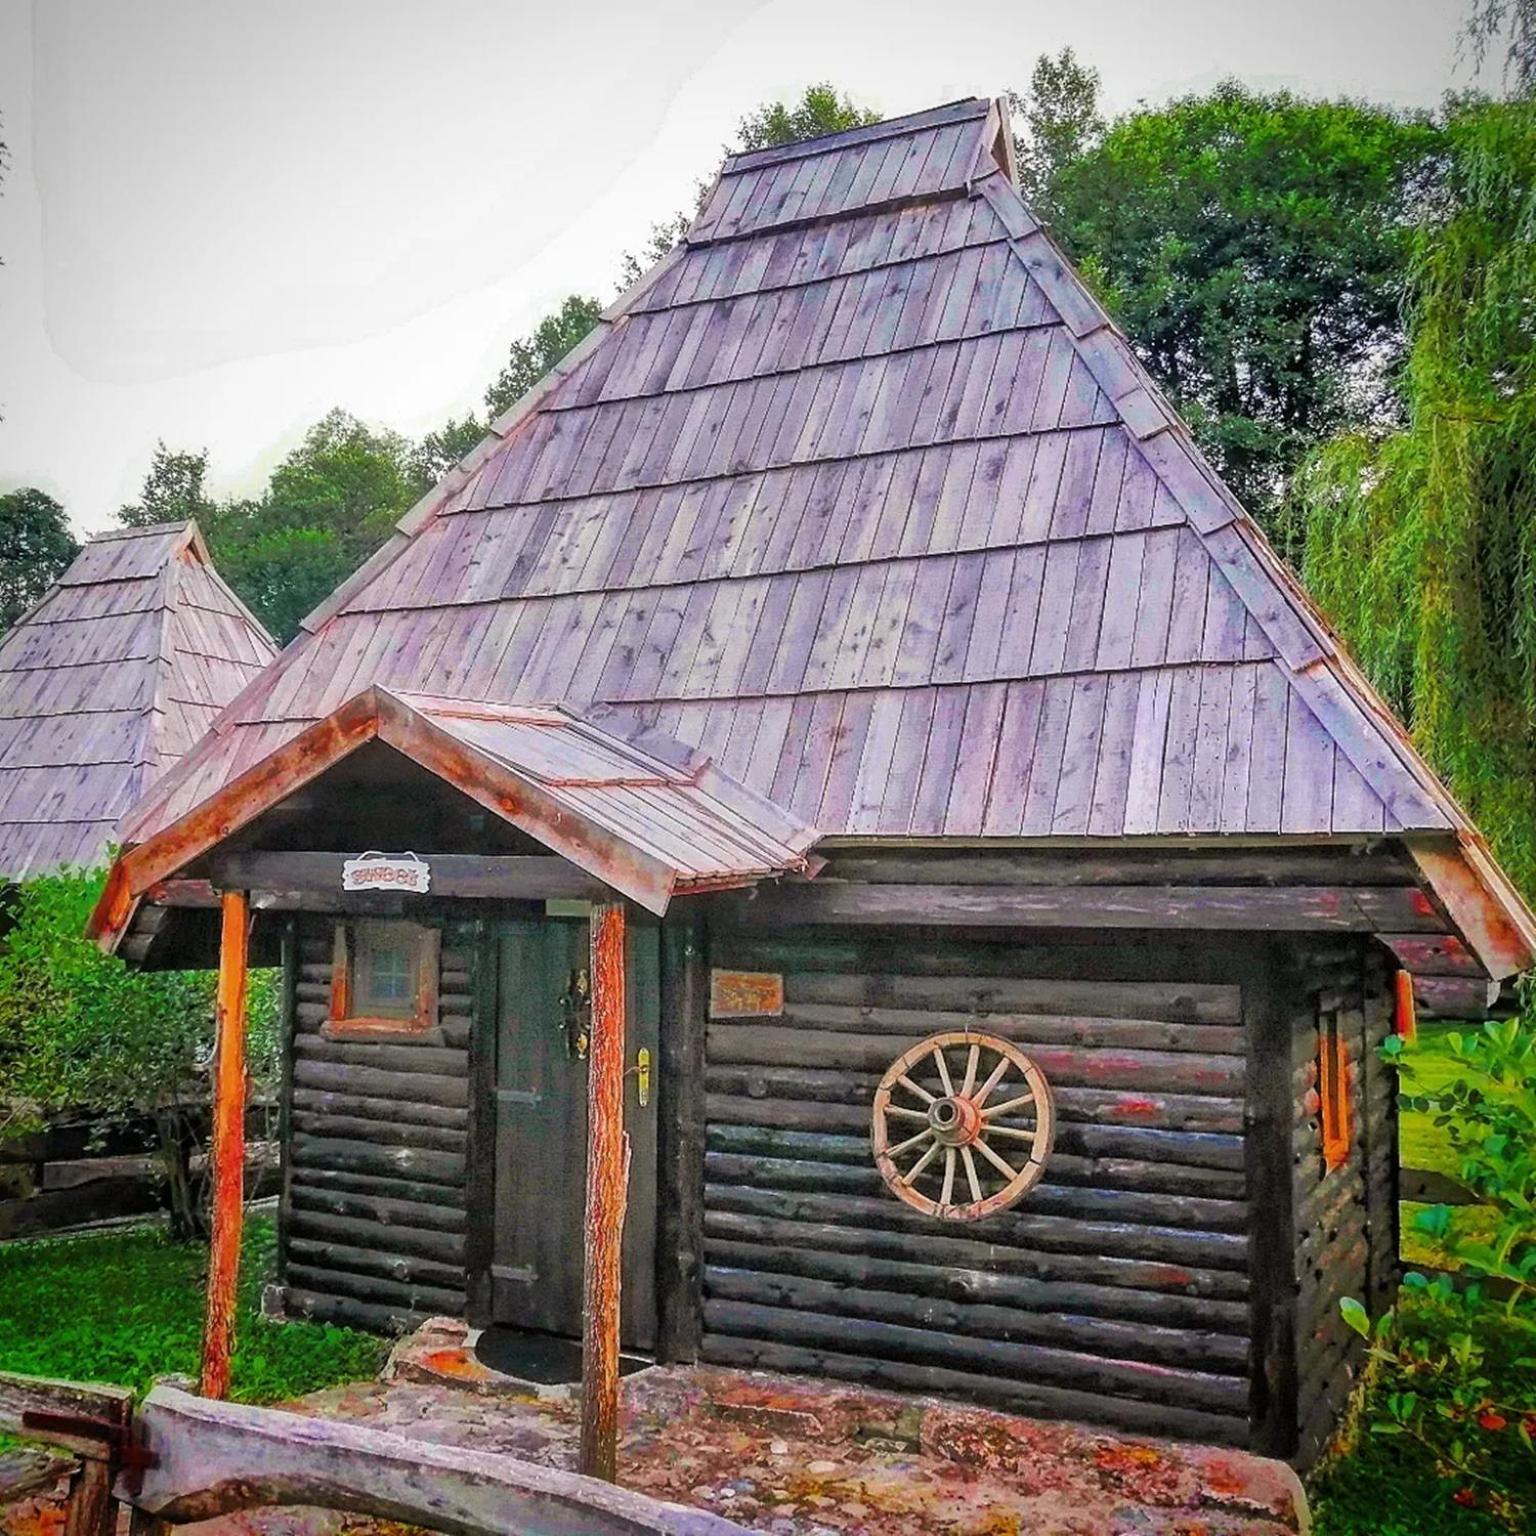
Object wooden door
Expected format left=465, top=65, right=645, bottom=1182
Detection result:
left=491, top=916, right=659, bottom=1347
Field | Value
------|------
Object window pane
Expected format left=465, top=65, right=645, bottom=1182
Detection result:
left=354, top=922, right=421, bottom=1018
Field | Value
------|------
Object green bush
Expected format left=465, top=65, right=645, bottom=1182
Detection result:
left=0, top=868, right=276, bottom=1233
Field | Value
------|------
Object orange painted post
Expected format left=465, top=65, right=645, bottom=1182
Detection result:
left=1394, top=968, right=1418, bottom=1043
left=201, top=889, right=250, bottom=1400
left=580, top=901, right=628, bottom=1482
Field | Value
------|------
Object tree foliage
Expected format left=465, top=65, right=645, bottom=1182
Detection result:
left=0, top=487, right=77, bottom=630
left=1048, top=83, right=1441, bottom=526
left=1466, top=0, right=1536, bottom=96
left=117, top=443, right=216, bottom=529
left=0, top=870, right=276, bottom=1235
left=1290, top=96, right=1536, bottom=893
left=1008, top=48, right=1105, bottom=225
left=482, top=294, right=603, bottom=419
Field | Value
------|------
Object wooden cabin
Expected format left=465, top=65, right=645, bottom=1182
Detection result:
left=0, top=521, right=275, bottom=878
left=91, top=99, right=1536, bottom=1468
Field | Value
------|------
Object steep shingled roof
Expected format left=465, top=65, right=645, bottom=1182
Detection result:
left=0, top=522, right=276, bottom=878
left=109, top=99, right=1535, bottom=971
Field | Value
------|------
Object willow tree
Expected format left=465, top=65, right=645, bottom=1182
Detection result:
left=1291, top=97, right=1536, bottom=892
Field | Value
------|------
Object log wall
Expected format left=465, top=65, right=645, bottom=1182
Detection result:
left=1290, top=936, right=1396, bottom=1468
left=699, top=921, right=1259, bottom=1447
left=279, top=916, right=475, bottom=1332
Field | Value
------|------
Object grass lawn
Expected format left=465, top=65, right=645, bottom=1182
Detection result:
left=0, top=1212, right=386, bottom=1403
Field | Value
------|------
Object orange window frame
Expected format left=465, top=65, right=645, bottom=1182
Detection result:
left=1318, top=1006, right=1352, bottom=1172
left=325, top=919, right=440, bottom=1040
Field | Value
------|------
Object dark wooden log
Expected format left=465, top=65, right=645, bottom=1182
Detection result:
left=284, top=1165, right=468, bottom=1211
left=202, top=890, right=249, bottom=1401
left=722, top=953, right=1244, bottom=1023
left=705, top=1124, right=1248, bottom=1200
left=208, top=851, right=611, bottom=901
left=701, top=1331, right=1249, bottom=1447
left=1412, top=974, right=1500, bottom=1019
left=288, top=1184, right=468, bottom=1235
left=705, top=1185, right=1249, bottom=1271
left=700, top=1233, right=1250, bottom=1330
left=285, top=1263, right=464, bottom=1316
left=293, top=1039, right=467, bottom=1076
left=702, top=1208, right=1249, bottom=1302
left=285, top=1237, right=465, bottom=1291
left=290, top=1133, right=464, bottom=1187
left=656, top=910, right=707, bottom=1364
left=289, top=1088, right=467, bottom=1132
left=581, top=901, right=627, bottom=1483
left=292, top=1059, right=468, bottom=1108
left=738, top=881, right=1443, bottom=932
left=276, top=919, right=298, bottom=1288
left=701, top=1152, right=1249, bottom=1233
left=707, top=1023, right=1247, bottom=1094
left=750, top=1001, right=1247, bottom=1056
left=702, top=1265, right=1249, bottom=1372
left=289, top=1112, right=466, bottom=1154
left=288, top=1209, right=466, bottom=1264
left=0, top=1178, right=164, bottom=1240
left=818, top=846, right=1416, bottom=888
left=282, top=1288, right=430, bottom=1335
left=701, top=1301, right=1249, bottom=1415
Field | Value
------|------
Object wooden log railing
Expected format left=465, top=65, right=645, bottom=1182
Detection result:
left=0, top=1373, right=750, bottom=1536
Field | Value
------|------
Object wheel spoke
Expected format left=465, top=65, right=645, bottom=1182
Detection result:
left=987, top=1123, right=1040, bottom=1143
left=983, top=1091, right=1035, bottom=1120
left=885, top=1104, right=927, bottom=1122
left=888, top=1126, right=935, bottom=1159
left=897, top=1073, right=935, bottom=1105
left=961, top=1043, right=979, bottom=1098
left=975, top=1137, right=1019, bottom=1181
left=932, top=1047, right=955, bottom=1097
left=906, top=1139, right=943, bottom=1181
left=973, top=1057, right=1010, bottom=1107
left=960, top=1145, right=983, bottom=1203
left=940, top=1147, right=956, bottom=1207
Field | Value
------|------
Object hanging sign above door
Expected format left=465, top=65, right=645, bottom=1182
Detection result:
left=341, top=851, right=432, bottom=894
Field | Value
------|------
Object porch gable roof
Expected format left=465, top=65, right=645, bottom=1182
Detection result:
left=88, top=684, right=819, bottom=942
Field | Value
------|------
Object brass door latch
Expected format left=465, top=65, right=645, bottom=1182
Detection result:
left=628, top=1046, right=651, bottom=1106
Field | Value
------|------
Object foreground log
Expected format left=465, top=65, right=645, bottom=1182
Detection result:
left=127, top=1385, right=747, bottom=1536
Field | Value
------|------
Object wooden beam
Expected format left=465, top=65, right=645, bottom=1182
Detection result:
left=129, top=1384, right=751, bottom=1535
left=205, top=852, right=609, bottom=902
left=738, top=883, right=1446, bottom=932
left=1409, top=840, right=1536, bottom=978
left=202, top=891, right=250, bottom=1401
left=581, top=902, right=628, bottom=1483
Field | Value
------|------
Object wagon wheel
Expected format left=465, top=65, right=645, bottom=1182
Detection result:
left=871, top=1030, right=1055, bottom=1223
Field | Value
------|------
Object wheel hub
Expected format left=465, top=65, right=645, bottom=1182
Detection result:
left=927, top=1093, right=982, bottom=1146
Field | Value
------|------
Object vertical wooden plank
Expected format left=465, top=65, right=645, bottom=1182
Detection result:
left=581, top=902, right=628, bottom=1483
left=1246, top=942, right=1301, bottom=1460
left=656, top=908, right=707, bottom=1364
left=463, top=917, right=499, bottom=1326
left=201, top=889, right=249, bottom=1402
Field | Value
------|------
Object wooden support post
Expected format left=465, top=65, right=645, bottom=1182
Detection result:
left=201, top=890, right=250, bottom=1401
left=581, top=901, right=628, bottom=1483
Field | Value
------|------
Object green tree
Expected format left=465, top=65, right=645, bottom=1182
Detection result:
left=203, top=410, right=416, bottom=641
left=1007, top=48, right=1105, bottom=224
left=1049, top=82, right=1441, bottom=526
left=1466, top=0, right=1536, bottom=94
left=118, top=442, right=216, bottom=528
left=410, top=413, right=486, bottom=494
left=0, top=871, right=276, bottom=1237
left=0, top=488, right=77, bottom=630
left=482, top=295, right=604, bottom=419
left=1290, top=96, right=1536, bottom=894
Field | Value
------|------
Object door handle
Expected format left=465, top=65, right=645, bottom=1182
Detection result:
left=632, top=1047, right=651, bottom=1107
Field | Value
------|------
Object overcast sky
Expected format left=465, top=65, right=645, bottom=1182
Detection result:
left=0, top=0, right=1491, bottom=536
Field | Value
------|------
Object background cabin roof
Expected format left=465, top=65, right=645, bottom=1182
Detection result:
left=0, top=521, right=276, bottom=879
left=109, top=98, right=1535, bottom=971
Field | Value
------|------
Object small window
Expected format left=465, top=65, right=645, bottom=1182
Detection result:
left=327, top=920, right=439, bottom=1039
left=1318, top=1006, right=1352, bottom=1172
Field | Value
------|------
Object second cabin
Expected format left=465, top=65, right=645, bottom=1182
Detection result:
left=92, top=98, right=1536, bottom=1469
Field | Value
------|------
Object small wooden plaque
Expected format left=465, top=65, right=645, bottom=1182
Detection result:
left=709, top=968, right=784, bottom=1019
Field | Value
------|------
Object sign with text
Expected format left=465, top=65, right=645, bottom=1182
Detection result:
left=709, top=968, right=784, bottom=1019
left=341, top=852, right=432, bottom=894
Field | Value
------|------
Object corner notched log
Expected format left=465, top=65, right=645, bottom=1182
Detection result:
left=582, top=901, right=628, bottom=1483
left=202, top=891, right=250, bottom=1401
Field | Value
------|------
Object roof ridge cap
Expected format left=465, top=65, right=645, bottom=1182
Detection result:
left=720, top=97, right=991, bottom=175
